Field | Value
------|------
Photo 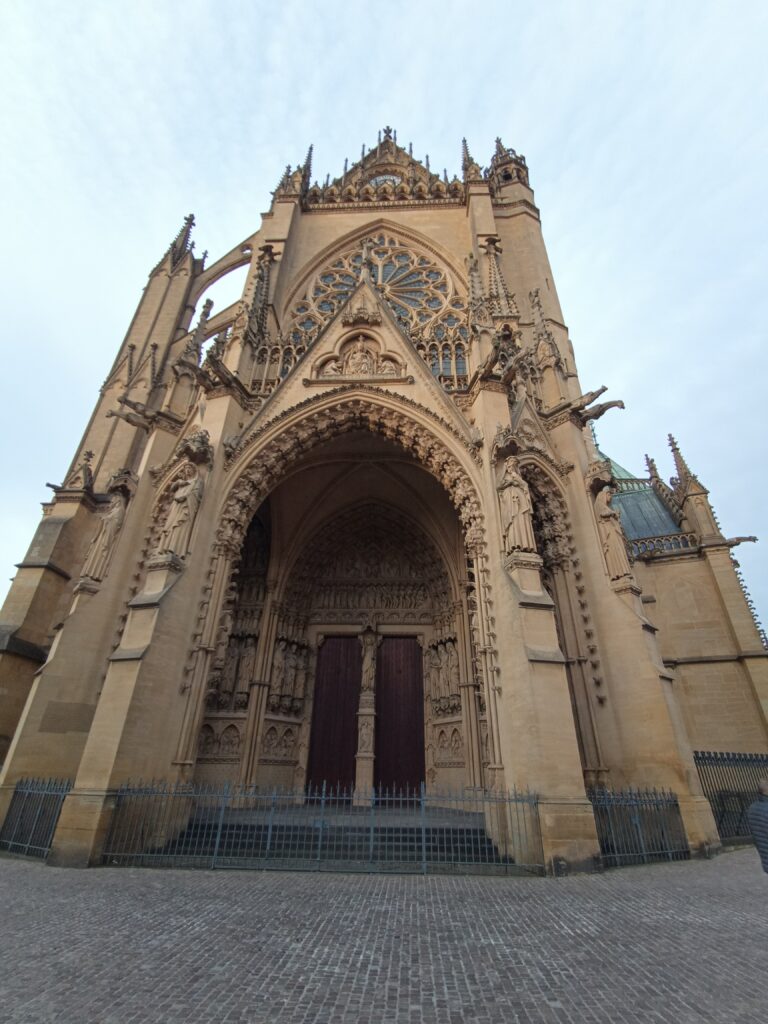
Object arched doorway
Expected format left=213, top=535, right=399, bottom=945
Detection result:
left=281, top=502, right=452, bottom=794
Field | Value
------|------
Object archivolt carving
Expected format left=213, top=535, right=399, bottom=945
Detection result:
left=523, top=463, right=572, bottom=569
left=226, top=386, right=481, bottom=468
left=218, top=395, right=485, bottom=559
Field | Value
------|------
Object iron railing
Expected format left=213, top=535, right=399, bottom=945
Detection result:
left=588, top=788, right=690, bottom=868
left=694, top=750, right=768, bottom=840
left=102, top=782, right=544, bottom=875
left=0, top=777, right=72, bottom=858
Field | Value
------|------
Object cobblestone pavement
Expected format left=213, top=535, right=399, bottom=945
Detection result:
left=0, top=849, right=766, bottom=1024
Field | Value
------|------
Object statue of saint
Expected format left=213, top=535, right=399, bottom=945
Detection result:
left=271, top=638, right=287, bottom=694
left=358, top=718, right=373, bottom=753
left=496, top=457, right=536, bottom=554
left=345, top=339, right=374, bottom=376
left=595, top=487, right=632, bottom=580
left=156, top=470, right=204, bottom=557
left=81, top=491, right=127, bottom=581
left=445, top=639, right=460, bottom=693
left=359, top=629, right=378, bottom=692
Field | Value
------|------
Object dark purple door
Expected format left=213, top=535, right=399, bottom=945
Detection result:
left=306, top=637, right=360, bottom=794
left=374, top=637, right=425, bottom=793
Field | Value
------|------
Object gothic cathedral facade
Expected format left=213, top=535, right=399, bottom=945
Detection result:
left=1, top=131, right=766, bottom=868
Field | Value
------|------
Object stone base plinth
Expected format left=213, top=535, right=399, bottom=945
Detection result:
left=538, top=798, right=602, bottom=874
left=47, top=790, right=116, bottom=868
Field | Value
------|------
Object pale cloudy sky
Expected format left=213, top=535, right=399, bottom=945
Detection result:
left=1, top=0, right=766, bottom=626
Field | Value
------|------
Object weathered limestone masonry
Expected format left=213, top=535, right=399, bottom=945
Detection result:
left=1, top=130, right=766, bottom=869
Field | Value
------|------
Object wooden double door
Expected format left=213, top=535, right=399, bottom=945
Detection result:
left=306, top=635, right=425, bottom=793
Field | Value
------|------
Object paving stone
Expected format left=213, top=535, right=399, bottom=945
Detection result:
left=0, top=849, right=765, bottom=1023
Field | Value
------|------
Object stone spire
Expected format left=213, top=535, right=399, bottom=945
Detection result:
left=461, top=138, right=482, bottom=182
left=482, top=236, right=519, bottom=319
left=153, top=214, right=195, bottom=274
left=668, top=434, right=702, bottom=494
left=183, top=298, right=213, bottom=365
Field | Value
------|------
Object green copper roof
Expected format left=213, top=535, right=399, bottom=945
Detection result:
left=613, top=486, right=681, bottom=540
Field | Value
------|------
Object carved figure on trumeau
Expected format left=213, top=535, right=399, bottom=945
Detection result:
left=496, top=456, right=536, bottom=554
left=156, top=469, right=204, bottom=557
left=81, top=491, right=127, bottom=581
left=595, top=486, right=633, bottom=580
left=360, top=629, right=378, bottom=691
left=358, top=718, right=373, bottom=753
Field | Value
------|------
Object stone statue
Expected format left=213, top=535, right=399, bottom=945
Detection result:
left=360, top=629, right=377, bottom=692
left=595, top=486, right=632, bottom=580
left=271, top=638, right=287, bottom=693
left=284, top=642, right=299, bottom=696
left=156, top=470, right=204, bottom=557
left=358, top=718, right=373, bottom=753
left=81, top=491, right=126, bottom=581
left=321, top=357, right=342, bottom=377
left=425, top=646, right=441, bottom=700
left=346, top=339, right=374, bottom=376
left=445, top=639, right=460, bottom=693
left=497, top=456, right=536, bottom=554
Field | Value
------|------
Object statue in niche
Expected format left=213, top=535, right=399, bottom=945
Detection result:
left=445, top=639, right=460, bottom=693
left=81, top=491, right=127, bottom=581
left=284, top=643, right=299, bottom=695
left=377, top=358, right=398, bottom=377
left=271, top=638, right=287, bottom=693
left=358, top=718, right=373, bottom=753
left=156, top=469, right=204, bottom=558
left=595, top=486, right=633, bottom=580
left=321, top=357, right=342, bottom=377
left=425, top=645, right=441, bottom=700
left=437, top=643, right=450, bottom=700
left=359, top=629, right=378, bottom=692
left=345, top=338, right=374, bottom=376
left=496, top=456, right=536, bottom=554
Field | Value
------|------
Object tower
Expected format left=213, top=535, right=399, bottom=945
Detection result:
left=1, top=130, right=765, bottom=869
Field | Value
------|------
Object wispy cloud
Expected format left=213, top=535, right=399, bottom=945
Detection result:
left=1, top=0, right=766, bottom=621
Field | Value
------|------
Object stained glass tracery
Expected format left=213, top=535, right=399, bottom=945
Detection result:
left=285, top=234, right=470, bottom=392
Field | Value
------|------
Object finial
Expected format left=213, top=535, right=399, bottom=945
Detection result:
left=495, top=137, right=506, bottom=158
left=361, top=143, right=366, bottom=162
left=667, top=434, right=699, bottom=489
left=443, top=168, right=448, bottom=183
left=645, top=453, right=660, bottom=480
left=408, top=142, right=413, bottom=157
left=425, top=154, right=430, bottom=173
left=393, top=129, right=397, bottom=144
left=383, top=126, right=392, bottom=140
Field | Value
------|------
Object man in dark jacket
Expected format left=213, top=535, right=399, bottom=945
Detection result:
left=747, top=779, right=768, bottom=874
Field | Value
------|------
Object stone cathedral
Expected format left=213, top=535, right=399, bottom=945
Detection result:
left=0, top=130, right=766, bottom=869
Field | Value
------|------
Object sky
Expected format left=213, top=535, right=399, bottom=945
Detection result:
left=1, top=0, right=766, bottom=629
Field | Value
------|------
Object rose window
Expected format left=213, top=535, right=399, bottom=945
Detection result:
left=287, top=233, right=468, bottom=345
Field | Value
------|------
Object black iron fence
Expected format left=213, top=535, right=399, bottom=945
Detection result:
left=0, top=778, right=72, bottom=858
left=588, top=788, right=690, bottom=868
left=102, top=782, right=545, bottom=875
left=694, top=750, right=768, bottom=840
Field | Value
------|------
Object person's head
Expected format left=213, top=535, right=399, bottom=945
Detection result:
left=759, top=779, right=768, bottom=797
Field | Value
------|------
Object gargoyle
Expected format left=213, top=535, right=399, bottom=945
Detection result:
left=579, top=399, right=626, bottom=424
